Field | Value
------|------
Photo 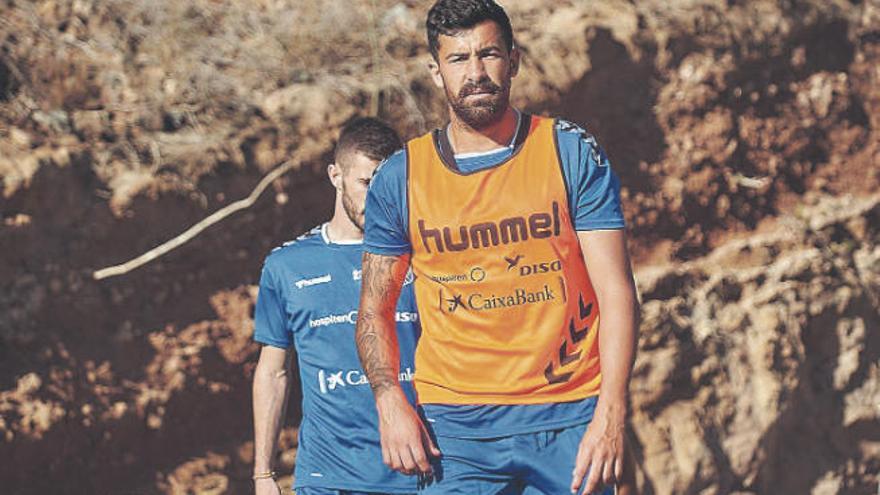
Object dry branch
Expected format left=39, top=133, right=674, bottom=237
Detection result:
left=93, top=159, right=298, bottom=280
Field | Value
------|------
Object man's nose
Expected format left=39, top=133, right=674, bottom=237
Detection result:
left=466, top=57, right=488, bottom=80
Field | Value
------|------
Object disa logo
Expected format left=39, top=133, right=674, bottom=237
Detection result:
left=506, top=255, right=562, bottom=277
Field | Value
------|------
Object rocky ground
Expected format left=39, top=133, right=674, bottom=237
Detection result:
left=633, top=193, right=879, bottom=494
left=0, top=0, right=877, bottom=493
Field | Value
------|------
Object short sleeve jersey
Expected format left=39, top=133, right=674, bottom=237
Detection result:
left=253, top=224, right=421, bottom=492
left=363, top=116, right=625, bottom=438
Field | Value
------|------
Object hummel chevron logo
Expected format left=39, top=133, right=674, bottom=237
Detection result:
left=544, top=362, right=573, bottom=385
left=568, top=295, right=593, bottom=343
left=559, top=341, right=581, bottom=366
left=543, top=292, right=596, bottom=385
left=569, top=318, right=588, bottom=344
left=579, top=295, right=593, bottom=320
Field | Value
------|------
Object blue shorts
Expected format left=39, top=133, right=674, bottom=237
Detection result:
left=419, top=422, right=615, bottom=495
left=295, top=489, right=415, bottom=495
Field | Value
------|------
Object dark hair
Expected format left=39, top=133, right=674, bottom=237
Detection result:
left=334, top=117, right=402, bottom=165
left=426, top=0, right=514, bottom=60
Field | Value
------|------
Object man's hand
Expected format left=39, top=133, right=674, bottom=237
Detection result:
left=570, top=403, right=626, bottom=494
left=376, top=387, right=441, bottom=476
left=254, top=477, right=282, bottom=495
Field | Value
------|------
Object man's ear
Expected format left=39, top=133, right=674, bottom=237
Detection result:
left=327, top=163, right=343, bottom=191
left=509, top=45, right=521, bottom=78
left=428, top=57, right=444, bottom=89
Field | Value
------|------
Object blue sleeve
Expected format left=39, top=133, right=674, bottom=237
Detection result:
left=253, top=258, right=293, bottom=348
left=556, top=121, right=626, bottom=231
left=364, top=150, right=412, bottom=255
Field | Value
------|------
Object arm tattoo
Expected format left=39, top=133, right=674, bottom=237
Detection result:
left=355, top=252, right=410, bottom=395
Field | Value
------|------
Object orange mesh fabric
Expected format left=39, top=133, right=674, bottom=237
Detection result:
left=407, top=115, right=602, bottom=405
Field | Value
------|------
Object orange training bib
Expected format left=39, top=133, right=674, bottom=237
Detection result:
left=406, top=115, right=602, bottom=405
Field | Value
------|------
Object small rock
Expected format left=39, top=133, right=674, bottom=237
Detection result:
left=16, top=373, right=42, bottom=394
left=32, top=110, right=71, bottom=134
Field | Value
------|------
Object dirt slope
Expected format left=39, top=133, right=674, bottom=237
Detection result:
left=633, top=194, right=879, bottom=494
left=0, top=0, right=877, bottom=493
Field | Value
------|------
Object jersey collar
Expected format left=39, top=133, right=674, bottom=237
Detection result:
left=321, top=223, right=363, bottom=246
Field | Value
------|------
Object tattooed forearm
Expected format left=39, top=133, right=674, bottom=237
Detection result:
left=356, top=313, right=398, bottom=394
left=355, top=252, right=411, bottom=397
left=364, top=253, right=396, bottom=305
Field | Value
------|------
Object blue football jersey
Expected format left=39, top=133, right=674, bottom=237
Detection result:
left=253, top=224, right=420, bottom=493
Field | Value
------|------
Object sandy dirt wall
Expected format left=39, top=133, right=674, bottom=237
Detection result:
left=0, top=1, right=878, bottom=493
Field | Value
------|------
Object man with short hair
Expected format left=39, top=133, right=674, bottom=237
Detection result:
left=252, top=117, right=420, bottom=495
left=355, top=1, right=638, bottom=494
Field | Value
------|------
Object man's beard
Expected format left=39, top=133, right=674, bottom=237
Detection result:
left=341, top=186, right=364, bottom=232
left=446, top=76, right=510, bottom=130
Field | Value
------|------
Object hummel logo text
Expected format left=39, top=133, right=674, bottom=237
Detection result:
left=295, top=274, right=332, bottom=289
